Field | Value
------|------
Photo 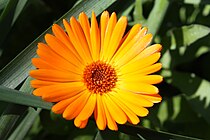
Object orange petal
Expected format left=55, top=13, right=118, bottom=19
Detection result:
left=63, top=19, right=92, bottom=64
left=132, top=44, right=162, bottom=61
left=70, top=17, right=93, bottom=63
left=74, top=93, right=96, bottom=127
left=52, top=99, right=72, bottom=114
left=103, top=93, right=127, bottom=124
left=120, top=98, right=149, bottom=117
left=32, top=58, right=64, bottom=72
left=45, top=34, right=83, bottom=66
left=115, top=33, right=152, bottom=67
left=105, top=16, right=127, bottom=61
left=126, top=63, right=162, bottom=76
left=79, top=12, right=91, bottom=48
left=32, top=82, right=84, bottom=99
left=110, top=93, right=140, bottom=124
left=100, top=12, right=117, bottom=61
left=101, top=95, right=118, bottom=130
left=120, top=52, right=161, bottom=74
left=42, top=86, right=85, bottom=102
left=52, top=91, right=84, bottom=114
left=115, top=89, right=154, bottom=107
left=119, top=82, right=159, bottom=94
left=78, top=119, right=89, bottom=128
left=118, top=24, right=142, bottom=49
left=138, top=94, right=162, bottom=103
left=30, top=79, right=59, bottom=88
left=30, top=69, right=82, bottom=82
left=111, top=27, right=148, bottom=65
left=90, top=11, right=100, bottom=61
left=63, top=90, right=90, bottom=120
left=100, top=11, right=109, bottom=59
left=114, top=90, right=150, bottom=117
left=52, top=24, right=82, bottom=62
left=95, top=94, right=106, bottom=130
left=120, top=75, right=163, bottom=84
left=37, top=43, right=84, bottom=74
left=32, top=58, right=55, bottom=69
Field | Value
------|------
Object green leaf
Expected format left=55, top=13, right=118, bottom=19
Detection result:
left=157, top=96, right=182, bottom=125
left=146, top=0, right=169, bottom=35
left=170, top=24, right=210, bottom=48
left=183, top=0, right=210, bottom=5
left=8, top=108, right=41, bottom=140
left=66, top=121, right=97, bottom=140
left=171, top=71, right=210, bottom=124
left=5, top=77, right=41, bottom=140
left=133, top=0, right=145, bottom=23
left=0, top=104, right=27, bottom=140
left=39, top=110, right=75, bottom=135
left=119, top=124, right=202, bottom=140
left=95, top=130, right=121, bottom=140
left=161, top=24, right=210, bottom=69
left=0, top=77, right=33, bottom=140
left=0, top=0, right=117, bottom=89
left=0, top=102, right=8, bottom=115
left=0, top=0, right=8, bottom=11
left=0, top=0, right=28, bottom=50
left=95, top=129, right=136, bottom=140
left=0, top=85, right=52, bottom=110
left=184, top=0, right=200, bottom=5
left=155, top=94, right=210, bottom=138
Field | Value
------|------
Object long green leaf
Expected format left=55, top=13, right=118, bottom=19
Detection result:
left=0, top=77, right=40, bottom=140
left=133, top=0, right=145, bottom=23
left=0, top=0, right=28, bottom=50
left=0, top=0, right=9, bottom=11
left=6, top=77, right=41, bottom=140
left=0, top=0, right=117, bottom=89
left=146, top=0, right=169, bottom=35
left=94, top=129, right=133, bottom=140
left=0, top=0, right=18, bottom=49
left=12, top=0, right=28, bottom=25
left=8, top=108, right=41, bottom=140
left=0, top=77, right=32, bottom=140
left=0, top=85, right=52, bottom=110
left=0, top=104, right=26, bottom=140
left=119, top=124, right=202, bottom=140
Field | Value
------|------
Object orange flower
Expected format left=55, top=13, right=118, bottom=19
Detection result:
left=30, top=11, right=163, bottom=130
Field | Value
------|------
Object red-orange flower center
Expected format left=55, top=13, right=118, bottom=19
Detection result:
left=83, top=61, right=117, bottom=94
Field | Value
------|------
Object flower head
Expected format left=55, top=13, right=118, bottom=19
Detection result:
left=30, top=11, right=163, bottom=130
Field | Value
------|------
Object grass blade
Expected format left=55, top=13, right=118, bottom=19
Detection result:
left=146, top=0, right=169, bottom=35
left=0, top=85, right=52, bottom=110
left=0, top=104, right=26, bottom=140
left=119, top=124, right=202, bottom=140
left=0, top=0, right=28, bottom=50
left=133, top=0, right=145, bottom=23
left=0, top=0, right=9, bottom=11
left=0, top=77, right=44, bottom=140
left=8, top=108, right=41, bottom=140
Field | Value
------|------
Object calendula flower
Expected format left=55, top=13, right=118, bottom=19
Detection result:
left=30, top=11, right=163, bottom=131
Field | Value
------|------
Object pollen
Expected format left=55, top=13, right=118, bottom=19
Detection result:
left=83, top=61, right=117, bottom=94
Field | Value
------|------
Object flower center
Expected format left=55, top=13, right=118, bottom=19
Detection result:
left=83, top=61, right=117, bottom=94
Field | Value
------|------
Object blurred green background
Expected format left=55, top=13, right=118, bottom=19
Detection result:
left=0, top=0, right=210, bottom=140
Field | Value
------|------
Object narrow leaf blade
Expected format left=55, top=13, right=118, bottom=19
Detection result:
left=0, top=85, right=52, bottom=110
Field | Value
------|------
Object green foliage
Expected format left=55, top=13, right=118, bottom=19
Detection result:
left=0, top=0, right=210, bottom=139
